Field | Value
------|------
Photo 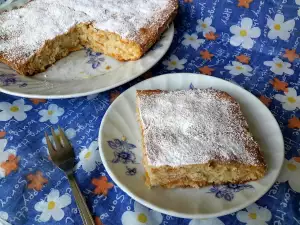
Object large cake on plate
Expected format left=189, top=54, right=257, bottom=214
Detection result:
left=0, top=0, right=177, bottom=76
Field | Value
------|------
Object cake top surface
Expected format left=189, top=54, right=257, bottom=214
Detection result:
left=0, top=0, right=176, bottom=62
left=137, top=89, right=264, bottom=167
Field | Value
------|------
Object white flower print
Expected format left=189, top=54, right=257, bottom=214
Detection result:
left=189, top=218, right=224, bottom=225
left=236, top=203, right=272, bottom=225
left=274, top=88, right=300, bottom=111
left=0, top=211, right=10, bottom=225
left=39, top=104, right=64, bottom=124
left=224, top=61, right=253, bottom=76
left=267, top=14, right=295, bottom=40
left=42, top=128, right=76, bottom=145
left=0, top=211, right=8, bottom=220
left=162, top=55, right=187, bottom=70
left=182, top=33, right=205, bottom=50
left=76, top=141, right=102, bottom=173
left=196, top=17, right=216, bottom=35
left=65, top=128, right=76, bottom=139
left=297, top=0, right=300, bottom=14
left=277, top=158, right=300, bottom=192
left=0, top=139, right=16, bottom=178
left=229, top=18, right=261, bottom=49
left=121, top=201, right=163, bottom=225
left=34, top=189, right=71, bottom=222
left=0, top=99, right=32, bottom=121
left=263, top=58, right=294, bottom=75
left=296, top=1, right=300, bottom=17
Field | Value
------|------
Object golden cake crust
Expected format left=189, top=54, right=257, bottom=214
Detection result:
left=136, top=89, right=266, bottom=188
left=0, top=0, right=178, bottom=76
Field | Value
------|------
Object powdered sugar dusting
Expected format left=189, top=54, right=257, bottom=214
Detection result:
left=0, top=0, right=174, bottom=61
left=138, top=89, right=262, bottom=167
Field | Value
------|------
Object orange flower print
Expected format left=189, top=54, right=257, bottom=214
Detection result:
left=95, top=217, right=104, bottom=225
left=238, top=0, right=253, bottom=8
left=92, top=176, right=114, bottom=196
left=184, top=0, right=193, bottom=2
left=200, top=50, right=214, bottom=60
left=294, top=157, right=300, bottom=163
left=110, top=91, right=120, bottom=103
left=270, top=78, right=288, bottom=92
left=283, top=49, right=299, bottom=62
left=236, top=54, right=250, bottom=64
left=288, top=116, right=300, bottom=129
left=205, top=32, right=218, bottom=40
left=0, top=154, right=19, bottom=176
left=27, top=171, right=48, bottom=191
left=259, top=96, right=271, bottom=106
left=199, top=66, right=215, bottom=75
left=0, top=131, right=5, bottom=138
left=30, top=98, right=47, bottom=105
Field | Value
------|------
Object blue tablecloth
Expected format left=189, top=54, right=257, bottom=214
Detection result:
left=0, top=0, right=300, bottom=224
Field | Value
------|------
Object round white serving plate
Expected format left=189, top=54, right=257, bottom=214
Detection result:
left=98, top=73, right=284, bottom=219
left=0, top=24, right=174, bottom=99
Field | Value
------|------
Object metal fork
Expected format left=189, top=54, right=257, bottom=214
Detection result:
left=45, top=127, right=95, bottom=225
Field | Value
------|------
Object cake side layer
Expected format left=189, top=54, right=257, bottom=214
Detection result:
left=1, top=25, right=83, bottom=76
left=145, top=163, right=266, bottom=188
left=1, top=23, right=144, bottom=75
left=0, top=0, right=178, bottom=75
left=136, top=95, right=153, bottom=188
left=137, top=89, right=266, bottom=167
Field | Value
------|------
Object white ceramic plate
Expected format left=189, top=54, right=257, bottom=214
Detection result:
left=99, top=73, right=284, bottom=219
left=0, top=24, right=174, bottom=99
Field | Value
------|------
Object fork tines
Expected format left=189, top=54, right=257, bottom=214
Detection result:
left=45, top=126, right=72, bottom=157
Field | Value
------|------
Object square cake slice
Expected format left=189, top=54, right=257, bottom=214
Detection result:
left=136, top=89, right=266, bottom=188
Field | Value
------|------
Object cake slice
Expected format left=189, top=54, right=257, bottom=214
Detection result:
left=136, top=89, right=266, bottom=188
left=0, top=0, right=177, bottom=76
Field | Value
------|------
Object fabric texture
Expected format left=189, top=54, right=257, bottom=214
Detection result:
left=0, top=0, right=299, bottom=224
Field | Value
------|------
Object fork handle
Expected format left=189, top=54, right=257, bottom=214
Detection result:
left=67, top=174, right=95, bottom=225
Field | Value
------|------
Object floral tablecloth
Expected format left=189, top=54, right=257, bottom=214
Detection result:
left=0, top=0, right=300, bottom=224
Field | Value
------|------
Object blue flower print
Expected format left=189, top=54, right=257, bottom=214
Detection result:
left=208, top=184, right=254, bottom=201
left=108, top=139, right=136, bottom=164
left=125, top=166, right=137, bottom=176
left=227, top=184, right=253, bottom=192
left=107, top=139, right=136, bottom=152
left=112, top=150, right=136, bottom=164
left=189, top=83, right=195, bottom=89
left=0, top=74, right=27, bottom=87
left=85, top=48, right=105, bottom=69
left=0, top=75, right=16, bottom=86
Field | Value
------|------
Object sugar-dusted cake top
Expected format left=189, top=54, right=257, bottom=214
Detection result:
left=137, top=89, right=264, bottom=167
left=0, top=0, right=176, bottom=62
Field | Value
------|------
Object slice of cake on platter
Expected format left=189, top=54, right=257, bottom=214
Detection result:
left=0, top=0, right=177, bottom=76
left=136, top=89, right=266, bottom=188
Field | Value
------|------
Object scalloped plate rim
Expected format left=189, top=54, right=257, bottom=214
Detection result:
left=98, top=73, right=284, bottom=219
left=0, top=24, right=174, bottom=99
